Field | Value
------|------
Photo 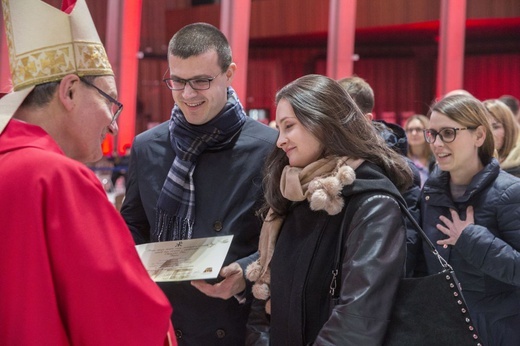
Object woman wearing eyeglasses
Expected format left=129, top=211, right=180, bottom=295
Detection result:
left=408, top=95, right=520, bottom=346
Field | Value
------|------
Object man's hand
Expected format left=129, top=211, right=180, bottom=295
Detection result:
left=190, top=262, right=246, bottom=300
left=436, top=206, right=474, bottom=247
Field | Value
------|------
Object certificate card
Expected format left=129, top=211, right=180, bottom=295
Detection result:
left=135, top=235, right=234, bottom=282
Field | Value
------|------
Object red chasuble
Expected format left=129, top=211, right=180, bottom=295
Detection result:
left=0, top=120, right=176, bottom=345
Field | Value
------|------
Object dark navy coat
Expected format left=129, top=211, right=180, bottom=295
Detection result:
left=412, top=158, right=520, bottom=345
left=121, top=117, right=277, bottom=345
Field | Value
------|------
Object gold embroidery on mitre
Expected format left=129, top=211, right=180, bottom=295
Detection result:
left=2, top=0, right=113, bottom=92
left=12, top=44, right=75, bottom=91
left=75, top=42, right=112, bottom=74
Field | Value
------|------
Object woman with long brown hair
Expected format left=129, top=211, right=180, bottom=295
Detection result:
left=246, top=74, right=413, bottom=345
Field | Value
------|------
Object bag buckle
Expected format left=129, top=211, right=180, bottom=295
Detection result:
left=330, top=269, right=338, bottom=296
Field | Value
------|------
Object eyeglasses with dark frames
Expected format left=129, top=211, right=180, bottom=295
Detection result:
left=162, top=69, right=222, bottom=91
left=423, top=127, right=476, bottom=144
left=80, top=78, right=123, bottom=126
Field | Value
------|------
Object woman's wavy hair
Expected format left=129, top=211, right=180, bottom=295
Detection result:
left=429, top=95, right=495, bottom=166
left=262, top=74, right=413, bottom=218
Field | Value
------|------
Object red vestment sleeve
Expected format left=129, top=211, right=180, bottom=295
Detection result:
left=0, top=137, right=175, bottom=345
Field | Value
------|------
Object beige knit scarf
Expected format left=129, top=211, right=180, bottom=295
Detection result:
left=246, top=156, right=364, bottom=314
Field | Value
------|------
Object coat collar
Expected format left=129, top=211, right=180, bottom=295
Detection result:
left=423, top=158, right=500, bottom=205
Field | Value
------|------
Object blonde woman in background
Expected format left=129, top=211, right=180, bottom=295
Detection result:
left=483, top=99, right=520, bottom=177
left=404, top=114, right=435, bottom=186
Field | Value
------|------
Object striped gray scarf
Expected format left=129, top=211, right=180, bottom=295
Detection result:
left=154, top=87, right=246, bottom=241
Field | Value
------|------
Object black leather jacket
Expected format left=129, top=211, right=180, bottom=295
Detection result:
left=122, top=118, right=278, bottom=345
left=247, top=162, right=407, bottom=345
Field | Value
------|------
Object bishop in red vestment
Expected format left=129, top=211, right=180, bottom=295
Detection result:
left=0, top=119, right=175, bottom=345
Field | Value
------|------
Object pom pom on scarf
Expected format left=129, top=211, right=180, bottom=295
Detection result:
left=246, top=260, right=262, bottom=282
left=307, top=165, right=356, bottom=215
left=252, top=282, right=270, bottom=300
left=337, top=165, right=356, bottom=185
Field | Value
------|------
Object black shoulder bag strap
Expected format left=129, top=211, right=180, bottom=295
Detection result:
left=330, top=197, right=452, bottom=300
left=395, top=199, right=453, bottom=270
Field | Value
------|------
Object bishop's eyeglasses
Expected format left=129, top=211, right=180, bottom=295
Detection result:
left=80, top=78, right=123, bottom=126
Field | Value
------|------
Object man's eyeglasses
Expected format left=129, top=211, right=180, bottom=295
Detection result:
left=80, top=78, right=123, bottom=126
left=162, top=70, right=222, bottom=91
left=423, top=127, right=476, bottom=144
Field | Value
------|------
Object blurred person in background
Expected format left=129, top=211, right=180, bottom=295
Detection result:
left=404, top=114, right=435, bottom=187
left=498, top=95, right=520, bottom=177
left=338, top=76, right=421, bottom=216
left=483, top=99, right=519, bottom=162
left=110, top=144, right=132, bottom=188
left=499, top=95, right=520, bottom=123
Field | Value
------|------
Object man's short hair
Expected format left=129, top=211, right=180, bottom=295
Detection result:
left=21, top=75, right=97, bottom=108
left=168, top=22, right=232, bottom=72
left=337, top=76, right=375, bottom=114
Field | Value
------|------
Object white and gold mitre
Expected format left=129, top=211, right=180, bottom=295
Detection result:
left=2, top=0, right=113, bottom=89
left=0, top=0, right=113, bottom=133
